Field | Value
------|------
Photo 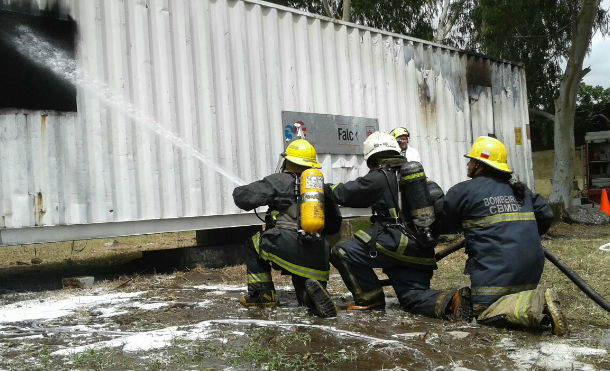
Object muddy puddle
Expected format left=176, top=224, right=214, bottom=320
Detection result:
left=1, top=269, right=609, bottom=371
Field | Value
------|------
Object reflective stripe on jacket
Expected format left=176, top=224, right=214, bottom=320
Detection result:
left=233, top=172, right=331, bottom=281
left=331, top=169, right=437, bottom=270
left=441, top=175, right=553, bottom=304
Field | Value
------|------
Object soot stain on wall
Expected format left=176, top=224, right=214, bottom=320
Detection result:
left=0, top=10, right=76, bottom=111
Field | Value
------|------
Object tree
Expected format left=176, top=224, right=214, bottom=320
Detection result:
left=528, top=83, right=610, bottom=151
left=467, top=0, right=608, bottom=210
left=550, top=0, right=604, bottom=210
left=576, top=83, right=610, bottom=128
left=433, top=0, right=470, bottom=44
left=574, top=83, right=610, bottom=147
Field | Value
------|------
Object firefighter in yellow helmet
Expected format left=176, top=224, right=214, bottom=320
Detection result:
left=232, top=139, right=341, bottom=318
left=438, top=136, right=565, bottom=334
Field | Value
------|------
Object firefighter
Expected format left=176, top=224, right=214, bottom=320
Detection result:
left=232, top=139, right=340, bottom=318
left=390, top=127, right=421, bottom=163
left=325, top=131, right=464, bottom=319
left=439, top=136, right=565, bottom=334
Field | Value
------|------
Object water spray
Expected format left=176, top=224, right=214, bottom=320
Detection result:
left=10, top=25, right=247, bottom=187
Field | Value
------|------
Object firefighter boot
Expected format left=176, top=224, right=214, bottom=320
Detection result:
left=543, top=288, right=568, bottom=335
left=239, top=290, right=277, bottom=308
left=303, top=279, right=337, bottom=318
left=447, top=287, right=472, bottom=322
left=347, top=288, right=386, bottom=311
left=331, top=246, right=386, bottom=311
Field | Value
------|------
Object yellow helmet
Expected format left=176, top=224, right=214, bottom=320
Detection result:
left=284, top=139, right=321, bottom=169
left=390, top=127, right=410, bottom=138
left=465, top=136, right=512, bottom=173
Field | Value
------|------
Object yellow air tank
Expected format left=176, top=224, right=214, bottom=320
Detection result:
left=299, top=168, right=325, bottom=234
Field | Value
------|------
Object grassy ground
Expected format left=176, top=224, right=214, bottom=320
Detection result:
left=0, top=232, right=196, bottom=271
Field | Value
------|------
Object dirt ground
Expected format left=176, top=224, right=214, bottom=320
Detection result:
left=0, top=222, right=609, bottom=370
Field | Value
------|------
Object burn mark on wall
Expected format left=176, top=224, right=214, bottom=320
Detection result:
left=35, top=191, right=45, bottom=226
left=466, top=58, right=492, bottom=87
left=0, top=10, right=76, bottom=111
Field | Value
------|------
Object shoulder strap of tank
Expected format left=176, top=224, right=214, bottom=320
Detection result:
left=378, top=169, right=401, bottom=217
left=364, top=169, right=399, bottom=258
left=377, top=169, right=423, bottom=247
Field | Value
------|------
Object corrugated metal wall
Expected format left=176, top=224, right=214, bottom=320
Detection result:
left=0, top=0, right=532, bottom=231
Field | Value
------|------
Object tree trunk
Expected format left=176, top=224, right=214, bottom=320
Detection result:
left=342, top=0, right=352, bottom=22
left=434, top=0, right=452, bottom=43
left=433, top=0, right=466, bottom=44
left=549, top=0, right=599, bottom=210
left=322, top=0, right=335, bottom=19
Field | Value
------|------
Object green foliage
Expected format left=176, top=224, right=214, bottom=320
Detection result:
left=350, top=0, right=436, bottom=41
left=531, top=83, right=610, bottom=150
left=266, top=0, right=438, bottom=40
left=467, top=0, right=578, bottom=109
left=578, top=83, right=610, bottom=107
left=575, top=83, right=610, bottom=145
left=464, top=0, right=609, bottom=151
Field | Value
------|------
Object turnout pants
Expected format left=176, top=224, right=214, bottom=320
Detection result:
left=475, top=287, right=547, bottom=329
left=245, top=229, right=330, bottom=304
left=338, top=237, right=456, bottom=318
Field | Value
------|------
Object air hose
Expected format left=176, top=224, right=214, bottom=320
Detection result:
left=379, top=238, right=610, bottom=313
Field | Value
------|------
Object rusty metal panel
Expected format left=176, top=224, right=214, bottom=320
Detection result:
left=0, top=0, right=533, bottom=241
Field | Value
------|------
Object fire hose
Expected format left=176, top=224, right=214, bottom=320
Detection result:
left=380, top=238, right=610, bottom=313
left=543, top=247, right=610, bottom=313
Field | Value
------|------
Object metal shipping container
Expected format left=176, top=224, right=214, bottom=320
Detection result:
left=0, top=0, right=534, bottom=245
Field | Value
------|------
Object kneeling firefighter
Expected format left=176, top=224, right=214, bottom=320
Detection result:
left=232, top=138, right=341, bottom=318
left=325, top=131, right=466, bottom=319
left=439, top=136, right=565, bottom=334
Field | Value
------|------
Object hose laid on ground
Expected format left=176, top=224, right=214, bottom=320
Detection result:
left=543, top=247, right=610, bottom=313
left=379, top=238, right=610, bottom=313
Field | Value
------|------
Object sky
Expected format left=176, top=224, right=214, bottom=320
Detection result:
left=582, top=1, right=610, bottom=88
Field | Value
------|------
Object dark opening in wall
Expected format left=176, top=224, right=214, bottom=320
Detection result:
left=0, top=10, right=76, bottom=111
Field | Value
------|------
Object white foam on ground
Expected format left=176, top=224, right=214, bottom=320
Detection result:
left=192, top=284, right=245, bottom=291
left=208, top=291, right=228, bottom=295
left=198, top=318, right=409, bottom=350
left=192, top=284, right=293, bottom=292
left=131, top=302, right=169, bottom=311
left=392, top=332, right=427, bottom=340
left=53, top=326, right=183, bottom=355
left=0, top=291, right=144, bottom=323
left=52, top=323, right=223, bottom=356
left=501, top=340, right=607, bottom=370
left=195, top=299, right=212, bottom=308
left=97, top=307, right=129, bottom=318
left=50, top=317, right=410, bottom=357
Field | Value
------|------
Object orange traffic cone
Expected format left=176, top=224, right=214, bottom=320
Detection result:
left=600, top=189, right=610, bottom=216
